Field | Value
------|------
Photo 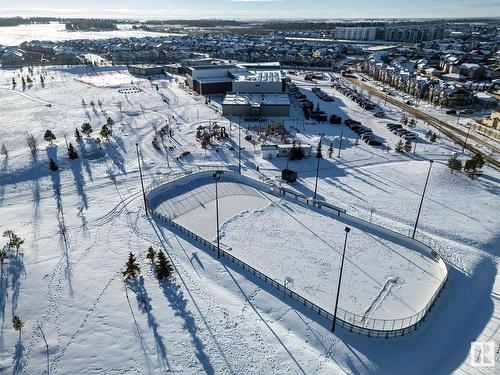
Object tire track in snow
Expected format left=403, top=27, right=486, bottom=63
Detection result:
left=361, top=277, right=399, bottom=322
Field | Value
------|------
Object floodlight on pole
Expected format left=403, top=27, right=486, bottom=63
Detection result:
left=213, top=171, right=224, bottom=259
left=412, top=160, right=433, bottom=239
left=332, top=226, right=350, bottom=332
left=135, top=143, right=148, bottom=216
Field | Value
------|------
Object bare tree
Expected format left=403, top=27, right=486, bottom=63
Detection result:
left=0, top=143, right=8, bottom=159
left=26, top=133, right=38, bottom=161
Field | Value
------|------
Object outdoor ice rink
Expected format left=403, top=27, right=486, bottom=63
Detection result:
left=150, top=173, right=448, bottom=324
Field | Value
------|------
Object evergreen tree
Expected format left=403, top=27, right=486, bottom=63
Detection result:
left=68, top=143, right=79, bottom=160
left=75, top=128, right=83, bottom=143
left=12, top=316, right=23, bottom=337
left=0, top=250, right=7, bottom=274
left=429, top=133, right=437, bottom=142
left=106, top=116, right=115, bottom=130
left=99, top=124, right=112, bottom=140
left=395, top=140, right=405, bottom=153
left=290, top=144, right=305, bottom=160
left=95, top=137, right=102, bottom=149
left=2, top=230, right=24, bottom=252
left=328, top=143, right=333, bottom=158
left=447, top=154, right=463, bottom=174
left=81, top=122, right=93, bottom=137
left=146, top=246, right=156, bottom=262
left=464, top=153, right=484, bottom=179
left=316, top=139, right=323, bottom=159
left=122, top=252, right=141, bottom=280
left=43, top=129, right=56, bottom=145
left=403, top=140, right=412, bottom=153
left=425, top=129, right=433, bottom=139
left=49, top=158, right=58, bottom=172
left=155, top=251, right=174, bottom=281
left=0, top=144, right=8, bottom=159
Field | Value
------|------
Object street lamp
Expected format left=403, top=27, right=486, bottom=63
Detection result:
left=332, top=226, right=350, bottom=332
left=337, top=125, right=344, bottom=158
left=462, top=124, right=472, bottom=154
left=238, top=118, right=242, bottom=174
left=313, top=134, right=324, bottom=200
left=213, top=171, right=224, bottom=259
left=412, top=160, right=433, bottom=239
left=135, top=143, right=148, bottom=216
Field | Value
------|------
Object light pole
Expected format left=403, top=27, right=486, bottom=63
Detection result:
left=412, top=160, right=433, bottom=239
left=337, top=125, right=344, bottom=158
left=462, top=125, right=472, bottom=154
left=213, top=171, right=223, bottom=259
left=313, top=134, right=324, bottom=200
left=238, top=119, right=242, bottom=174
left=332, top=226, right=350, bottom=332
left=135, top=143, right=148, bottom=216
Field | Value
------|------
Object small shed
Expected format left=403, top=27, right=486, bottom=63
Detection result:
left=282, top=169, right=297, bottom=183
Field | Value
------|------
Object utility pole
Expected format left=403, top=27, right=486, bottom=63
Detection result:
left=412, top=160, right=433, bottom=239
left=213, top=171, right=223, bottom=259
left=332, top=226, right=350, bottom=332
left=313, top=134, right=324, bottom=200
left=338, top=126, right=344, bottom=158
left=238, top=119, right=242, bottom=174
left=462, top=124, right=472, bottom=153
left=135, top=143, right=148, bottom=216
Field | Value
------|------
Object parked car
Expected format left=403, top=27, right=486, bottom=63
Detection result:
left=387, top=124, right=402, bottom=130
left=367, top=139, right=383, bottom=146
left=402, top=133, right=417, bottom=140
left=460, top=109, right=474, bottom=115
left=345, top=119, right=361, bottom=126
left=361, top=133, right=375, bottom=141
left=445, top=109, right=457, bottom=115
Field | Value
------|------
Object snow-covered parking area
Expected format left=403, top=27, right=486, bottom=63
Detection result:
left=148, top=172, right=447, bottom=328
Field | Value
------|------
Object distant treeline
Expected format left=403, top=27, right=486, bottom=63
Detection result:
left=143, top=19, right=246, bottom=27
left=0, top=17, right=56, bottom=27
left=65, top=19, right=118, bottom=31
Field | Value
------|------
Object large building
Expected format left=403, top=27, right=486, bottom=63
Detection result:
left=222, top=93, right=290, bottom=117
left=185, top=64, right=242, bottom=95
left=128, top=64, right=167, bottom=76
left=232, top=70, right=285, bottom=93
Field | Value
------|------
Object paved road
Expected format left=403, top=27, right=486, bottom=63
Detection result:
left=345, top=77, right=500, bottom=168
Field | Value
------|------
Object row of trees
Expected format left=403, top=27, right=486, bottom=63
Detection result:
left=2, top=231, right=25, bottom=338
left=123, top=247, right=174, bottom=282
left=448, top=153, right=485, bottom=178
left=0, top=116, right=115, bottom=166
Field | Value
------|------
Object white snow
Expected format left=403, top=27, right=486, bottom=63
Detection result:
left=0, top=63, right=498, bottom=374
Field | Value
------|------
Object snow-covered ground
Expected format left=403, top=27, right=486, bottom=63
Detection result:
left=0, top=64, right=498, bottom=374
left=149, top=174, right=446, bottom=324
left=0, top=23, right=180, bottom=46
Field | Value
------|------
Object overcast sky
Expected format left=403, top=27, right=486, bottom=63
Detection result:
left=0, top=0, right=498, bottom=19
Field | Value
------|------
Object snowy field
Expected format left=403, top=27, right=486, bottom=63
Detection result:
left=0, top=63, right=498, bottom=374
left=0, top=23, right=179, bottom=46
left=150, top=174, right=447, bottom=323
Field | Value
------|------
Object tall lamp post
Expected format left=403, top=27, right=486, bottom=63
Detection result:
left=412, top=160, right=433, bottom=239
left=313, top=134, right=324, bottom=200
left=238, top=118, right=242, bottom=174
left=337, top=125, right=344, bottom=158
left=462, top=125, right=472, bottom=154
left=135, top=143, right=148, bottom=216
left=332, top=226, right=350, bottom=332
left=213, top=171, right=223, bottom=259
